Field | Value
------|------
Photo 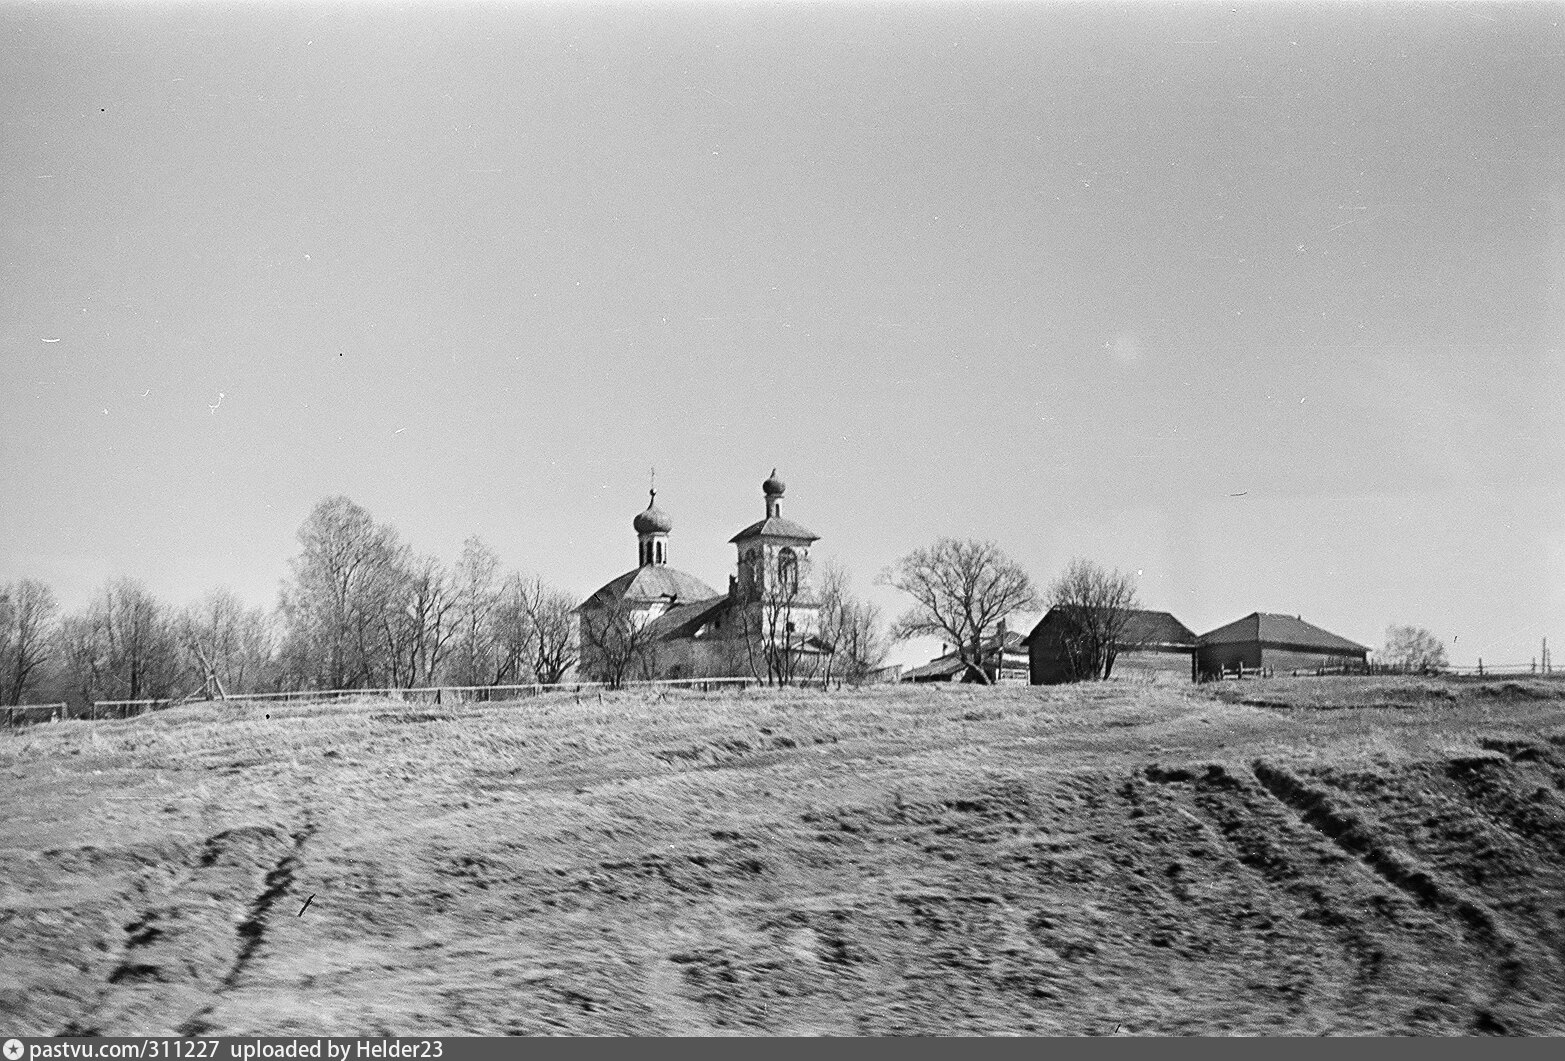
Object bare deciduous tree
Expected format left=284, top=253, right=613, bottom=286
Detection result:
left=178, top=588, right=274, bottom=699
left=380, top=553, right=458, bottom=688
left=817, top=560, right=887, bottom=685
left=59, top=579, right=181, bottom=703
left=491, top=574, right=534, bottom=685
left=1381, top=624, right=1448, bottom=673
left=880, top=538, right=1038, bottom=685
left=491, top=574, right=579, bottom=686
left=514, top=575, right=580, bottom=685
left=277, top=496, right=406, bottom=689
left=0, top=579, right=59, bottom=705
left=451, top=535, right=503, bottom=686
left=579, top=598, right=660, bottom=689
left=1044, top=558, right=1141, bottom=681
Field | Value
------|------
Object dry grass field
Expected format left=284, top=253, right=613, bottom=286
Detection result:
left=3, top=677, right=1565, bottom=1036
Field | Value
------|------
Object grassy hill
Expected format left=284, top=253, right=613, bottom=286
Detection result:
left=3, top=677, right=1564, bottom=1036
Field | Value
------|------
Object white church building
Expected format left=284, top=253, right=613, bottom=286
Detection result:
left=576, top=471, right=833, bottom=682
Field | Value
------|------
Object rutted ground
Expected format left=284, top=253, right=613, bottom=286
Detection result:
left=2, top=678, right=1564, bottom=1035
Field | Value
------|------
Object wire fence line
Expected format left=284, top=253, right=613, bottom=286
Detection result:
left=213, top=676, right=764, bottom=705
left=1205, top=661, right=1560, bottom=681
left=2, top=675, right=835, bottom=727
left=1442, top=662, right=1558, bottom=677
left=0, top=702, right=67, bottom=725
left=5, top=665, right=1558, bottom=728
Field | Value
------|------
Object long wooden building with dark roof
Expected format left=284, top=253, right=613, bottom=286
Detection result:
left=1195, top=612, right=1369, bottom=678
left=1022, top=607, right=1199, bottom=685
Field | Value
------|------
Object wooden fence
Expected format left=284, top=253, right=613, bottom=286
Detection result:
left=1201, top=661, right=1558, bottom=682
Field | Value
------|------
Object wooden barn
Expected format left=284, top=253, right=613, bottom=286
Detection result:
left=1196, top=612, right=1369, bottom=678
left=1021, top=607, right=1199, bottom=685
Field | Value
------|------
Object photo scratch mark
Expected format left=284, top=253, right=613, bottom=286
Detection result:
left=209, top=392, right=225, bottom=415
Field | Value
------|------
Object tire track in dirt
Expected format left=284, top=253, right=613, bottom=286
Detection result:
left=1249, top=758, right=1527, bottom=1033
left=1138, top=763, right=1398, bottom=1009
left=54, top=819, right=316, bottom=1037
left=55, top=826, right=292, bottom=1036
left=177, top=818, right=316, bottom=1036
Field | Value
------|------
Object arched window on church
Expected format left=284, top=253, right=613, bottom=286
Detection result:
left=778, top=547, right=799, bottom=595
left=655, top=540, right=665, bottom=564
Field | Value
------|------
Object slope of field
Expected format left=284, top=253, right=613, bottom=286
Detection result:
left=3, top=677, right=1565, bottom=1036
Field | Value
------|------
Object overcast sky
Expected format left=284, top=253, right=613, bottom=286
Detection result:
left=2, top=0, right=1562, bottom=670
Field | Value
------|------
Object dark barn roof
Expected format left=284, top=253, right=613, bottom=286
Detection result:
left=1198, top=612, right=1368, bottom=655
left=1021, top=607, right=1197, bottom=649
left=1118, top=610, right=1199, bottom=648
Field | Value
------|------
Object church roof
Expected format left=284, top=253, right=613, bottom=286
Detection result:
left=643, top=596, right=732, bottom=641
left=728, top=516, right=820, bottom=544
left=577, top=565, right=723, bottom=612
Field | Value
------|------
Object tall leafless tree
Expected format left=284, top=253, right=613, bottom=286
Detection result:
left=817, top=560, right=887, bottom=685
left=450, top=535, right=503, bottom=686
left=0, top=579, right=59, bottom=706
left=177, top=588, right=274, bottom=699
left=58, top=579, right=181, bottom=703
left=514, top=575, right=580, bottom=685
left=578, top=597, right=660, bottom=689
left=1044, top=558, right=1141, bottom=681
left=881, top=538, right=1038, bottom=684
left=277, top=496, right=406, bottom=689
left=491, top=574, right=535, bottom=685
left=379, top=553, right=458, bottom=688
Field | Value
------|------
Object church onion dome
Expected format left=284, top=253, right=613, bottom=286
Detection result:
left=762, top=469, right=786, bottom=496
left=633, top=492, right=673, bottom=535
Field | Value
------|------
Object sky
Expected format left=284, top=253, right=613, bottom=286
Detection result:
left=2, top=0, right=1562, bottom=671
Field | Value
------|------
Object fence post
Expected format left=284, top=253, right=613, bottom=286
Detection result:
left=1478, top=657, right=1484, bottom=676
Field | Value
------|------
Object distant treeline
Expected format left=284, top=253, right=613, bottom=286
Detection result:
left=0, top=496, right=581, bottom=707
